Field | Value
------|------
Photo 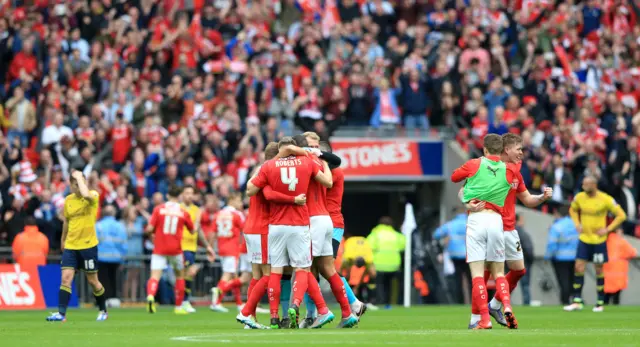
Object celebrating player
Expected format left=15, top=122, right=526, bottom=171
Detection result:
left=451, top=134, right=517, bottom=330
left=564, top=175, right=626, bottom=312
left=210, top=193, right=247, bottom=312
left=478, top=133, right=552, bottom=326
left=180, top=185, right=215, bottom=313
left=246, top=136, right=335, bottom=329
left=319, top=139, right=370, bottom=317
left=47, top=171, right=108, bottom=322
left=284, top=134, right=357, bottom=328
left=145, top=185, right=196, bottom=315
left=236, top=142, right=307, bottom=328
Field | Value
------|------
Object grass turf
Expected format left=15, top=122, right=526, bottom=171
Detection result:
left=1, top=305, right=640, bottom=347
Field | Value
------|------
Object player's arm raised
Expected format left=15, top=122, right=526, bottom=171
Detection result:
left=314, top=160, right=333, bottom=188
left=318, top=150, right=341, bottom=168
left=72, top=170, right=96, bottom=203
left=277, top=144, right=308, bottom=158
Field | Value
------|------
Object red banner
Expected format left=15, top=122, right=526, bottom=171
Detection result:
left=332, top=140, right=422, bottom=177
left=0, top=264, right=46, bottom=310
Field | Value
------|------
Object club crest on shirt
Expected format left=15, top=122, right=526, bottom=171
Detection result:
left=510, top=179, right=519, bottom=190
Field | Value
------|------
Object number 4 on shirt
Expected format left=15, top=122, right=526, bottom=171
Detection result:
left=281, top=167, right=298, bottom=191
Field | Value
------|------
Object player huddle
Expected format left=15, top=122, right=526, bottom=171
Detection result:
left=144, top=132, right=366, bottom=329
left=452, top=133, right=553, bottom=329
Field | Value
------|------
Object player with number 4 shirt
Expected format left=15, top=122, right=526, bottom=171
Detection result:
left=145, top=185, right=195, bottom=315
left=246, top=136, right=336, bottom=329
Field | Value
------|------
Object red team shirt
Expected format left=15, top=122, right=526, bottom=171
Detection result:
left=212, top=206, right=245, bottom=257
left=502, top=162, right=527, bottom=231
left=244, top=192, right=271, bottom=236
left=149, top=202, right=194, bottom=256
left=306, top=155, right=330, bottom=217
left=326, top=167, right=345, bottom=229
left=252, top=156, right=321, bottom=226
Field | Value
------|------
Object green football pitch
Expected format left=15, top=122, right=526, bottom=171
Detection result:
left=2, top=306, right=640, bottom=347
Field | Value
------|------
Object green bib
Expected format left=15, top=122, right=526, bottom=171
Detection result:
left=462, top=157, right=511, bottom=207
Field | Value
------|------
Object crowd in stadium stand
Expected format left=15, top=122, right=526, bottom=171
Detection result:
left=1, top=0, right=640, bottom=251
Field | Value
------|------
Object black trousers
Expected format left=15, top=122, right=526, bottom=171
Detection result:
left=605, top=291, right=621, bottom=305
left=552, top=260, right=575, bottom=305
left=376, top=271, right=398, bottom=305
left=98, top=262, right=120, bottom=299
left=452, top=259, right=471, bottom=304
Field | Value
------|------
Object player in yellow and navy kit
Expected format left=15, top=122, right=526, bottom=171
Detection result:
left=47, top=171, right=108, bottom=322
left=180, top=185, right=216, bottom=313
left=564, top=176, right=626, bottom=313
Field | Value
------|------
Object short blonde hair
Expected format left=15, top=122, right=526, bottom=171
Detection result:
left=303, top=132, right=320, bottom=141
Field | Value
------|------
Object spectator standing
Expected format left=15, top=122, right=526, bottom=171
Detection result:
left=5, top=86, right=36, bottom=148
left=122, top=206, right=145, bottom=303
left=96, top=205, right=128, bottom=301
left=516, top=214, right=534, bottom=306
left=370, top=78, right=401, bottom=130
left=398, top=69, right=429, bottom=134
left=433, top=208, right=469, bottom=304
left=41, top=112, right=74, bottom=147
left=603, top=230, right=637, bottom=305
left=12, top=217, right=49, bottom=268
left=544, top=153, right=575, bottom=211
left=545, top=206, right=579, bottom=305
left=366, top=216, right=405, bottom=309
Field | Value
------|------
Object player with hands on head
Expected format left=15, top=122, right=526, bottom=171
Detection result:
left=47, top=170, right=108, bottom=322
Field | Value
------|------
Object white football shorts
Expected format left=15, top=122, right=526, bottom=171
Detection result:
left=150, top=254, right=184, bottom=271
left=220, top=256, right=238, bottom=273
left=504, top=230, right=524, bottom=261
left=245, top=233, right=269, bottom=265
left=268, top=225, right=312, bottom=268
left=465, top=212, right=505, bottom=263
left=310, top=215, right=334, bottom=257
left=239, top=253, right=251, bottom=273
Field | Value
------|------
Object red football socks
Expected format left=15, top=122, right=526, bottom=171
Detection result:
left=217, top=278, right=242, bottom=304
left=233, top=286, right=243, bottom=305
left=505, top=269, right=526, bottom=293
left=268, top=273, right=282, bottom=318
left=495, top=276, right=512, bottom=310
left=175, top=279, right=185, bottom=307
left=306, top=272, right=328, bottom=315
left=494, top=269, right=526, bottom=305
left=471, top=277, right=490, bottom=322
left=242, top=276, right=269, bottom=317
left=146, top=278, right=159, bottom=297
left=328, top=273, right=351, bottom=318
left=247, top=279, right=258, bottom=299
left=292, top=271, right=309, bottom=307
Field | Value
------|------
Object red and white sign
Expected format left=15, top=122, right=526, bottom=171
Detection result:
left=0, top=264, right=45, bottom=310
left=332, top=140, right=422, bottom=178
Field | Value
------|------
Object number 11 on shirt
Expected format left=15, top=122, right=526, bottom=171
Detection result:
left=164, top=216, right=178, bottom=235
